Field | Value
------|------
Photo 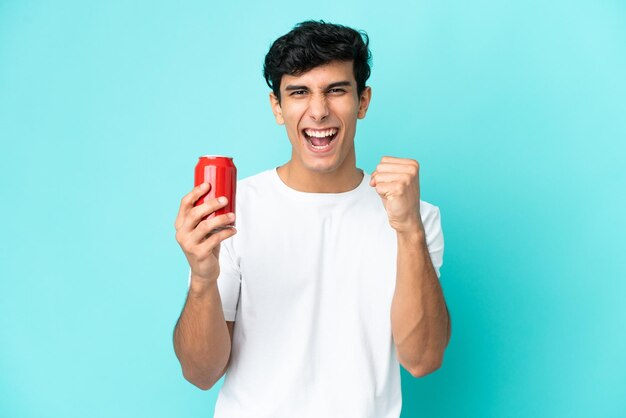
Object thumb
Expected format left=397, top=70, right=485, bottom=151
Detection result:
left=369, top=171, right=377, bottom=187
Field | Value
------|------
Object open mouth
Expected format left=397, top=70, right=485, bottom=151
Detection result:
left=302, top=128, right=339, bottom=151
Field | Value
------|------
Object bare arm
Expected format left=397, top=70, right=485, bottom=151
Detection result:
left=391, top=227, right=450, bottom=377
left=370, top=157, right=450, bottom=378
left=172, top=183, right=238, bottom=389
left=173, top=281, right=235, bottom=390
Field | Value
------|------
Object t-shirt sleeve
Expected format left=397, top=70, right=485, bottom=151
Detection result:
left=187, top=235, right=241, bottom=321
left=216, top=236, right=241, bottom=321
left=420, top=203, right=445, bottom=278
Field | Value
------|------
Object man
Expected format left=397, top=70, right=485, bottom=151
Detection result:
left=173, top=20, right=450, bottom=418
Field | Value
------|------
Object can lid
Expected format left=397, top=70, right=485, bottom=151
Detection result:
left=200, top=155, right=233, bottom=159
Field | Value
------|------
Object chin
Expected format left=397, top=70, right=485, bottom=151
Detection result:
left=303, top=158, right=343, bottom=174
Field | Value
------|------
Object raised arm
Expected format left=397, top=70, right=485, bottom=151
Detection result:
left=370, top=157, right=450, bottom=377
left=173, top=183, right=238, bottom=389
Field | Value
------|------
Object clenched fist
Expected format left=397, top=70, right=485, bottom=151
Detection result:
left=370, top=156, right=423, bottom=234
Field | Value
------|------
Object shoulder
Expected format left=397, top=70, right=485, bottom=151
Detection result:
left=238, top=169, right=274, bottom=186
left=236, top=169, right=276, bottom=194
left=419, top=200, right=440, bottom=216
left=418, top=200, right=444, bottom=253
left=419, top=200, right=442, bottom=231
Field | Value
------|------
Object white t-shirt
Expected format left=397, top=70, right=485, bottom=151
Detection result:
left=210, top=168, right=444, bottom=418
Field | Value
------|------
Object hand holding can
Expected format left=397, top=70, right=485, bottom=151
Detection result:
left=194, top=156, right=237, bottom=228
left=173, top=156, right=237, bottom=285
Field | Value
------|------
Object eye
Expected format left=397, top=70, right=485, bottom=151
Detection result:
left=290, top=90, right=307, bottom=96
left=328, top=88, right=346, bottom=94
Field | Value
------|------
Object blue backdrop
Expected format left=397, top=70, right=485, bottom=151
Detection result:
left=1, top=1, right=625, bottom=417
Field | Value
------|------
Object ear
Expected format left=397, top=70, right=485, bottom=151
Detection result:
left=357, top=86, right=372, bottom=119
left=269, top=92, right=284, bottom=125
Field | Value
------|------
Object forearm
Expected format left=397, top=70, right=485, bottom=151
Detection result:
left=391, top=226, right=449, bottom=377
left=173, top=277, right=231, bottom=389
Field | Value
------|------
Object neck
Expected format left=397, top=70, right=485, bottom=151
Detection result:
left=276, top=161, right=363, bottom=193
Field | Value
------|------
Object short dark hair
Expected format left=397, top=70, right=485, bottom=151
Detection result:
left=263, top=20, right=372, bottom=103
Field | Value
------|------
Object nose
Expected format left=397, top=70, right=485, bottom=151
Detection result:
left=307, top=94, right=329, bottom=121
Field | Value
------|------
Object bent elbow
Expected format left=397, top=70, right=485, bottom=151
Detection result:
left=182, top=370, right=217, bottom=391
left=191, top=380, right=214, bottom=391
left=407, top=357, right=443, bottom=378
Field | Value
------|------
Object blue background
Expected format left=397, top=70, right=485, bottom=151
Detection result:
left=1, top=1, right=625, bottom=417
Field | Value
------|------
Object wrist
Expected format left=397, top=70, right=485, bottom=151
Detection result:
left=189, top=275, right=219, bottom=296
left=396, top=222, right=426, bottom=246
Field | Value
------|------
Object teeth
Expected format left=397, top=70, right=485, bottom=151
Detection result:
left=308, top=141, right=331, bottom=150
left=304, top=128, right=337, bottom=138
left=305, top=136, right=333, bottom=149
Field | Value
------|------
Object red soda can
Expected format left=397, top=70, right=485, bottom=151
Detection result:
left=194, top=156, right=236, bottom=226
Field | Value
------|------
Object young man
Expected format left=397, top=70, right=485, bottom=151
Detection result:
left=173, top=21, right=450, bottom=418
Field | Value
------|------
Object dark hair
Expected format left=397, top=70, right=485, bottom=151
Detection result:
left=263, top=20, right=372, bottom=103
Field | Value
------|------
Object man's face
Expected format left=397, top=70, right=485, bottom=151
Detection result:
left=270, top=60, right=371, bottom=176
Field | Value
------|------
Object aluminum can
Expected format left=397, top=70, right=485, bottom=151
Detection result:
left=194, top=155, right=236, bottom=225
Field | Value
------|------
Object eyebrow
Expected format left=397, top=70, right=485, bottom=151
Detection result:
left=327, top=81, right=352, bottom=89
left=284, top=81, right=353, bottom=91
